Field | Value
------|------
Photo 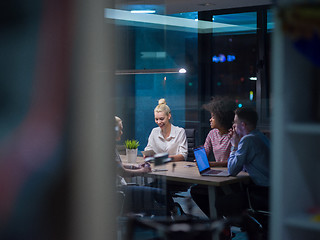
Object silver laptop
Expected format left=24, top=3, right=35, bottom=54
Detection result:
left=193, top=146, right=230, bottom=177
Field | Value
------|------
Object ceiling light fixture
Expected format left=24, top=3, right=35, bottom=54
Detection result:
left=105, top=8, right=256, bottom=34
left=115, top=68, right=187, bottom=75
left=130, top=10, right=156, bottom=14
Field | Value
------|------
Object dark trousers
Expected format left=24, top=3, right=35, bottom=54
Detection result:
left=119, top=185, right=170, bottom=216
left=148, top=179, right=190, bottom=211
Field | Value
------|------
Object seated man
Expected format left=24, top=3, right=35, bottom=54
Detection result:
left=216, top=107, right=270, bottom=219
left=207, top=107, right=270, bottom=240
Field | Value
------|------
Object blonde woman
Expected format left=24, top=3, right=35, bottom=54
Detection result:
left=144, top=98, right=188, bottom=162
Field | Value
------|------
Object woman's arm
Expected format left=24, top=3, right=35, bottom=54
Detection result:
left=169, top=154, right=185, bottom=162
left=204, top=130, right=213, bottom=156
left=209, top=161, right=228, bottom=167
left=175, top=128, right=188, bottom=161
left=120, top=163, right=151, bottom=177
left=144, top=128, right=156, bottom=152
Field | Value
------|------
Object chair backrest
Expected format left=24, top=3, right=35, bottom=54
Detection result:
left=117, top=190, right=126, bottom=216
left=185, top=128, right=196, bottom=161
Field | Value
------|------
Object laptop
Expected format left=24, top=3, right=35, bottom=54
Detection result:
left=193, top=146, right=230, bottom=177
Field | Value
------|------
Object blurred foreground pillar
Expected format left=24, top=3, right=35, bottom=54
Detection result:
left=70, top=0, right=116, bottom=240
left=0, top=0, right=116, bottom=239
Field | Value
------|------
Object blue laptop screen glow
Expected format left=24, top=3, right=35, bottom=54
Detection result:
left=194, top=147, right=210, bottom=172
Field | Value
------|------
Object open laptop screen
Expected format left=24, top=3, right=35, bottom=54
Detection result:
left=193, top=146, right=210, bottom=172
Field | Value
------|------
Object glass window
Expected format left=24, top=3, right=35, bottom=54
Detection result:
left=108, top=6, right=273, bottom=224
left=211, top=12, right=258, bottom=109
left=111, top=11, right=198, bottom=150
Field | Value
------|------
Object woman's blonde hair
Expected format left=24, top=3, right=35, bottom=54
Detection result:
left=115, top=116, right=122, bottom=127
left=115, top=116, right=123, bottom=139
left=154, top=98, right=171, bottom=116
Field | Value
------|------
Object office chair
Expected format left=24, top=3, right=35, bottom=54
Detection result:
left=245, top=185, right=270, bottom=240
left=117, top=190, right=126, bottom=216
left=124, top=215, right=227, bottom=240
left=185, top=128, right=196, bottom=162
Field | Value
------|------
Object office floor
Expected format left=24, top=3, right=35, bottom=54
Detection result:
left=173, top=189, right=248, bottom=240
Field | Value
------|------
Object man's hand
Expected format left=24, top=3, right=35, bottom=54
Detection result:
left=229, top=127, right=240, bottom=149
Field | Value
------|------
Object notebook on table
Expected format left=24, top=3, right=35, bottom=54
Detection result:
left=193, top=146, right=230, bottom=177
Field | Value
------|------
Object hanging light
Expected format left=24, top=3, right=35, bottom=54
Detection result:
left=115, top=68, right=187, bottom=75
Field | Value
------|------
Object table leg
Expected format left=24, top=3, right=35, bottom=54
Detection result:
left=208, top=186, right=217, bottom=219
left=208, top=186, right=219, bottom=240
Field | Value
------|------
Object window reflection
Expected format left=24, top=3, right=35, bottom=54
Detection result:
left=114, top=8, right=272, bottom=148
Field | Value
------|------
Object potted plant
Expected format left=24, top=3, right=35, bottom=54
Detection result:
left=125, top=139, right=140, bottom=163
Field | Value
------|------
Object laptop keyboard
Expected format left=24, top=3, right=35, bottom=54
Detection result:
left=206, top=169, right=222, bottom=174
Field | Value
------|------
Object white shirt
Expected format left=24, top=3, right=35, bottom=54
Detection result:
left=144, top=124, right=188, bottom=160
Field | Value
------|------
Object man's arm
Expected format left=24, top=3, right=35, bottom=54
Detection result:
left=227, top=139, right=249, bottom=176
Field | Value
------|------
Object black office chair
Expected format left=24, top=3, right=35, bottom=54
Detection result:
left=117, top=190, right=126, bottom=216
left=245, top=185, right=270, bottom=240
left=185, top=128, right=196, bottom=162
left=124, top=215, right=227, bottom=240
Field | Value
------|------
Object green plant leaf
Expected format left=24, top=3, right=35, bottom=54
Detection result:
left=124, top=139, right=140, bottom=149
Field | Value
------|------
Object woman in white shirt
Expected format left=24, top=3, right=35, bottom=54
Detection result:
left=144, top=98, right=188, bottom=162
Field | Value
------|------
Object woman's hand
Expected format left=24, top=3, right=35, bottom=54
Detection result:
left=139, top=162, right=151, bottom=173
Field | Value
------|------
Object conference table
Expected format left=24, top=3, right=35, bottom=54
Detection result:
left=121, top=155, right=250, bottom=219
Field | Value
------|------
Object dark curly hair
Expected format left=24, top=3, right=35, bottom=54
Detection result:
left=203, top=96, right=236, bottom=130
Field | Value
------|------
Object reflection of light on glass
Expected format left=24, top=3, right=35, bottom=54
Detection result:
left=115, top=68, right=186, bottom=75
left=249, top=77, right=257, bottom=81
left=179, top=68, right=187, bottom=73
left=250, top=91, right=254, bottom=101
left=212, top=54, right=235, bottom=63
left=141, top=51, right=166, bottom=59
left=131, top=10, right=156, bottom=14
left=238, top=103, right=243, bottom=108
left=105, top=9, right=257, bottom=34
left=219, top=54, right=226, bottom=62
left=227, top=55, right=236, bottom=62
left=195, top=19, right=198, bottom=21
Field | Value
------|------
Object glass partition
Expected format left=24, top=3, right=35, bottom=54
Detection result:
left=107, top=6, right=273, bottom=237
